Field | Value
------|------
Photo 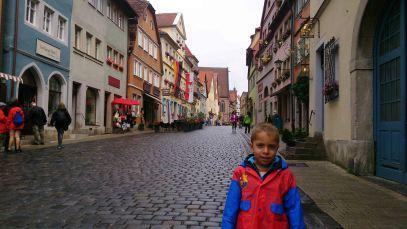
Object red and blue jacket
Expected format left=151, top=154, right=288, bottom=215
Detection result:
left=222, top=154, right=305, bottom=229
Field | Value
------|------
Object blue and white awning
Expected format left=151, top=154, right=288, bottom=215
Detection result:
left=0, top=72, right=23, bottom=83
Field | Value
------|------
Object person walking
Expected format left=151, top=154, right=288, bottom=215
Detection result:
left=243, top=112, right=252, bottom=134
left=271, top=111, right=283, bottom=131
left=50, top=102, right=71, bottom=150
left=7, top=98, right=24, bottom=153
left=27, top=102, right=47, bottom=145
left=0, top=102, right=8, bottom=157
left=230, top=111, right=237, bottom=133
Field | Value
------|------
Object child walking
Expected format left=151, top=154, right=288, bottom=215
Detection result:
left=222, top=123, right=305, bottom=229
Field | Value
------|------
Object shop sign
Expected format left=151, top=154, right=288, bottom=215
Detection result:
left=36, top=39, right=60, bottom=62
left=108, top=76, right=120, bottom=88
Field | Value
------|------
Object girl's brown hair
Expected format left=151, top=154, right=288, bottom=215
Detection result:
left=250, top=122, right=280, bottom=143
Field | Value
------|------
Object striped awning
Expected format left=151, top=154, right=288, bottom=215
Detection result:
left=0, top=72, right=23, bottom=83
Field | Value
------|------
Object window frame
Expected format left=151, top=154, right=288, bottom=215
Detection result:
left=42, top=6, right=54, bottom=34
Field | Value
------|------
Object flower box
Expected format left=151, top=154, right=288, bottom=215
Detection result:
left=106, top=58, right=113, bottom=65
left=323, top=80, right=339, bottom=102
left=118, top=65, right=124, bottom=71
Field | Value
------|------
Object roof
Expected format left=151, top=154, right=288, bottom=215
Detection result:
left=198, top=71, right=217, bottom=98
left=198, top=67, right=229, bottom=98
left=126, top=0, right=149, bottom=17
left=184, top=45, right=199, bottom=64
left=156, top=13, right=178, bottom=27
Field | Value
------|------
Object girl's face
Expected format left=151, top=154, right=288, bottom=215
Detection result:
left=250, top=131, right=279, bottom=171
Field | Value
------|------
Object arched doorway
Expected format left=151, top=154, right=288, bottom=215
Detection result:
left=86, top=88, right=97, bottom=125
left=19, top=69, right=37, bottom=108
left=375, top=0, right=406, bottom=183
left=48, top=75, right=62, bottom=115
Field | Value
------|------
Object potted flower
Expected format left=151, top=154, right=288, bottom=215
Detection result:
left=323, top=80, right=339, bottom=102
left=118, top=65, right=124, bottom=71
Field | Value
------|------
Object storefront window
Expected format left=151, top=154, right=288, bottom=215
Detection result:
left=86, top=88, right=97, bottom=125
left=48, top=76, right=61, bottom=115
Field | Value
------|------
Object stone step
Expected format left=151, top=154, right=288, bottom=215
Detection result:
left=294, top=141, right=318, bottom=149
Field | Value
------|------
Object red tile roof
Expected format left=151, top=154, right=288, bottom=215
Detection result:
left=156, top=13, right=178, bottom=27
left=199, top=67, right=229, bottom=98
left=127, top=0, right=149, bottom=17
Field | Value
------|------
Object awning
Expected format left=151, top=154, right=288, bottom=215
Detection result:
left=0, top=72, right=23, bottom=83
left=143, top=92, right=162, bottom=104
left=111, top=98, right=140, bottom=106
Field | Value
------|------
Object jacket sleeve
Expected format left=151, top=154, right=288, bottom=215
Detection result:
left=65, top=111, right=72, bottom=126
left=222, top=169, right=241, bottom=229
left=283, top=171, right=306, bottom=229
left=0, top=110, right=6, bottom=123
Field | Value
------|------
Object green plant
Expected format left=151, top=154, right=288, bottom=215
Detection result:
left=281, top=129, right=294, bottom=146
left=293, top=128, right=308, bottom=139
left=292, top=75, right=309, bottom=104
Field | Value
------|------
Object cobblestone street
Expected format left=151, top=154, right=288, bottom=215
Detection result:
left=0, top=127, right=338, bottom=228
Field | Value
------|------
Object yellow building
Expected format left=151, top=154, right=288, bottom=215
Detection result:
left=309, top=0, right=406, bottom=183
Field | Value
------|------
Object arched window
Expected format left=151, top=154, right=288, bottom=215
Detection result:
left=86, top=88, right=97, bottom=125
left=48, top=76, right=61, bottom=114
left=264, top=87, right=269, bottom=97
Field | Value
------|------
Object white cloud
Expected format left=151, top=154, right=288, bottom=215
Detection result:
left=149, top=0, right=263, bottom=95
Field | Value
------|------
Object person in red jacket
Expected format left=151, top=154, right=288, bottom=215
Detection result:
left=7, top=98, right=24, bottom=153
left=0, top=102, right=8, bottom=157
left=222, top=123, right=305, bottom=229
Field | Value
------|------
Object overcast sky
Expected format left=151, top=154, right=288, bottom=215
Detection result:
left=149, top=0, right=264, bottom=96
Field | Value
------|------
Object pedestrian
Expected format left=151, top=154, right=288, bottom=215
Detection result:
left=50, top=102, right=71, bottom=150
left=27, top=102, right=47, bottom=145
left=243, top=112, right=252, bottom=134
left=271, top=111, right=283, bottom=130
left=7, top=98, right=24, bottom=153
left=0, top=102, right=8, bottom=157
left=230, top=110, right=237, bottom=133
left=222, top=123, right=305, bottom=228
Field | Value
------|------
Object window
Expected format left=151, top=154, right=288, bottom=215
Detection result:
left=113, top=50, right=118, bottom=63
left=149, top=40, right=154, bottom=56
left=57, top=16, right=66, bottom=41
left=85, top=88, right=97, bottom=125
left=133, top=60, right=138, bottom=75
left=107, top=46, right=112, bottom=59
left=26, top=0, right=38, bottom=25
left=86, top=32, right=92, bottom=54
left=149, top=71, right=153, bottom=84
left=107, top=1, right=111, bottom=19
left=74, top=25, right=82, bottom=49
left=143, top=35, right=148, bottom=51
left=138, top=30, right=143, bottom=47
left=141, top=64, right=144, bottom=79
left=153, top=44, right=158, bottom=59
left=48, top=76, right=61, bottom=115
left=119, top=54, right=124, bottom=67
left=118, top=13, right=123, bottom=28
left=112, top=6, right=117, bottom=23
left=144, top=66, right=148, bottom=81
left=95, top=39, right=101, bottom=59
left=96, top=0, right=102, bottom=12
left=43, top=6, right=53, bottom=33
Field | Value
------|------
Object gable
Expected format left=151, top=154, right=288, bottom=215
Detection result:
left=175, top=14, right=186, bottom=39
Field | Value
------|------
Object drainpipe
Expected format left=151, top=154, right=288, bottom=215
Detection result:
left=11, top=0, right=19, bottom=98
left=290, top=2, right=295, bottom=132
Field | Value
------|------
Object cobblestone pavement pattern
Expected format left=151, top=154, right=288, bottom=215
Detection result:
left=0, top=126, right=249, bottom=228
left=0, top=126, right=342, bottom=228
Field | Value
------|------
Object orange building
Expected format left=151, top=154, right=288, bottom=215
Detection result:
left=127, top=0, right=163, bottom=127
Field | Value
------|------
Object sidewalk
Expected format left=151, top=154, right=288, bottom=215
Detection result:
left=19, top=129, right=154, bottom=151
left=289, top=160, right=407, bottom=228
